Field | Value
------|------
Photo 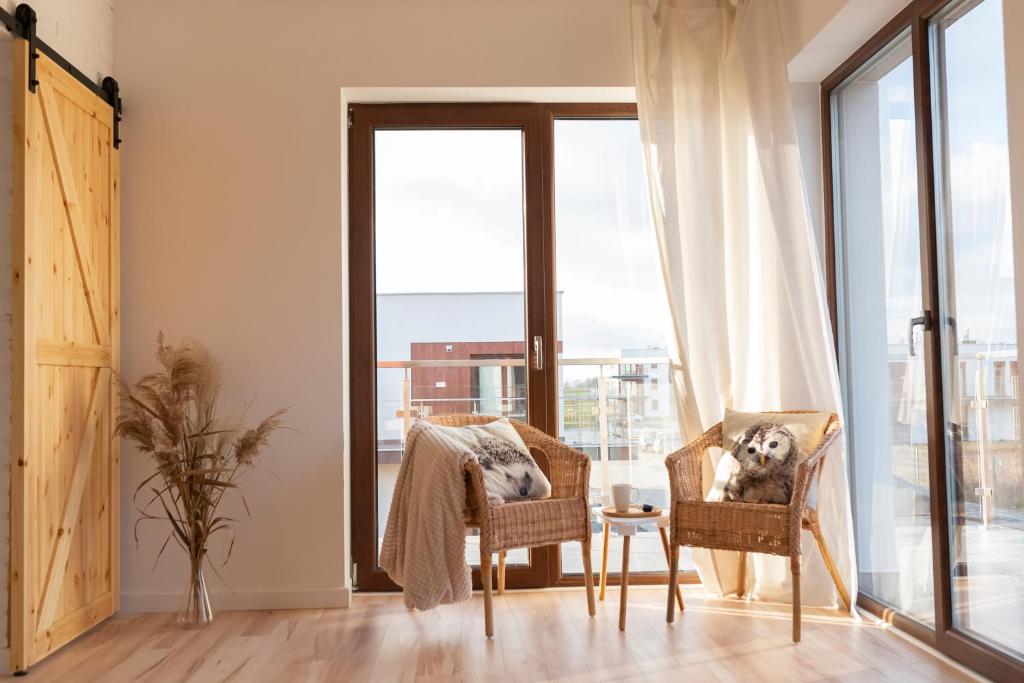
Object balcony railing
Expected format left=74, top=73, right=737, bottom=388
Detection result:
left=888, top=349, right=1020, bottom=528
left=377, top=355, right=680, bottom=503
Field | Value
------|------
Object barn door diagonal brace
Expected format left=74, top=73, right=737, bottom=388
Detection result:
left=1, top=3, right=124, bottom=145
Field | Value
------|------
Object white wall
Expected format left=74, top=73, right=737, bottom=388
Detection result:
left=0, top=0, right=113, bottom=663
left=788, top=0, right=908, bottom=83
left=780, top=0, right=846, bottom=63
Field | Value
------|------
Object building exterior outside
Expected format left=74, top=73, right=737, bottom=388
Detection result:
left=374, top=292, right=686, bottom=573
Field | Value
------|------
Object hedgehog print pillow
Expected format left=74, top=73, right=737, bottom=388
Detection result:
left=432, top=419, right=552, bottom=503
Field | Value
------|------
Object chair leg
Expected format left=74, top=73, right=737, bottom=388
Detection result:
left=497, top=551, right=506, bottom=595
left=480, top=549, right=494, bottom=638
left=810, top=520, right=851, bottom=611
left=666, top=540, right=679, bottom=624
left=736, top=551, right=747, bottom=598
left=599, top=522, right=610, bottom=601
left=581, top=538, right=596, bottom=617
left=792, top=568, right=801, bottom=643
left=658, top=526, right=684, bottom=611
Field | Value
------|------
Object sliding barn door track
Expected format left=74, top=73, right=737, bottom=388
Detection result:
left=1, top=3, right=123, bottom=147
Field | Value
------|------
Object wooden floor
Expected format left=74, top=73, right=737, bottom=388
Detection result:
left=20, top=587, right=978, bottom=682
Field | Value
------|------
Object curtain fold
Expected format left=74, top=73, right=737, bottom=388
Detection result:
left=631, top=0, right=857, bottom=609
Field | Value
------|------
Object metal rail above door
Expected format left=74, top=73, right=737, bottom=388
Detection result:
left=0, top=3, right=123, bottom=146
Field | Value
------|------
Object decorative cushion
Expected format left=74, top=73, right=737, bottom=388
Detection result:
left=705, top=409, right=831, bottom=503
left=431, top=418, right=552, bottom=503
left=722, top=409, right=831, bottom=461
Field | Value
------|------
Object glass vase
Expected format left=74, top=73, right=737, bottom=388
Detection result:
left=177, top=556, right=213, bottom=628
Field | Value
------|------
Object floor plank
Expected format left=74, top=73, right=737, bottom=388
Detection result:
left=18, top=587, right=980, bottom=682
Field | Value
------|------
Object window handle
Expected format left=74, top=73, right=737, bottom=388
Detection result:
left=532, top=335, right=544, bottom=371
left=908, top=311, right=931, bottom=357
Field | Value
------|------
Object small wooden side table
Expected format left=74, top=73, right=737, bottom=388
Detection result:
left=598, top=507, right=685, bottom=631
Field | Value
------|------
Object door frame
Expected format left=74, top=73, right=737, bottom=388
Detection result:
left=348, top=103, right=553, bottom=591
left=821, top=0, right=1024, bottom=679
left=348, top=102, right=690, bottom=592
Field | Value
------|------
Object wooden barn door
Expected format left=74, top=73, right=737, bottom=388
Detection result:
left=10, top=41, right=120, bottom=672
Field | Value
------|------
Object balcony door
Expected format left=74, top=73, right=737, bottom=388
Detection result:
left=825, top=0, right=1024, bottom=678
left=349, top=104, right=685, bottom=592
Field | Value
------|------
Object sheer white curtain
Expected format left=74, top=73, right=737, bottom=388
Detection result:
left=631, top=0, right=857, bottom=608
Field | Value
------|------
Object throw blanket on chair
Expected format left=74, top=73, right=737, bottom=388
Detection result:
left=380, top=420, right=474, bottom=610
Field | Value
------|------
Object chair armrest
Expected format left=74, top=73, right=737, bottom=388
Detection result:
left=511, top=421, right=590, bottom=500
left=665, top=422, right=723, bottom=502
left=463, top=458, right=492, bottom=532
left=533, top=440, right=591, bottom=500
left=789, top=417, right=842, bottom=515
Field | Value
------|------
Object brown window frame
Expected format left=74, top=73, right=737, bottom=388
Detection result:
left=822, top=0, right=1024, bottom=679
left=348, top=102, right=695, bottom=593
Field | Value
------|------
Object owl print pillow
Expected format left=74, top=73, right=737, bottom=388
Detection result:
left=717, top=410, right=831, bottom=505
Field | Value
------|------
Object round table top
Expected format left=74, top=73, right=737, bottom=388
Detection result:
left=601, top=505, right=663, bottom=518
left=599, top=506, right=670, bottom=528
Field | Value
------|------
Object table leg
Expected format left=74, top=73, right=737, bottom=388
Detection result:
left=658, top=526, right=684, bottom=611
left=599, top=522, right=609, bottom=602
left=618, top=534, right=631, bottom=631
left=736, top=551, right=747, bottom=598
left=497, top=550, right=506, bottom=595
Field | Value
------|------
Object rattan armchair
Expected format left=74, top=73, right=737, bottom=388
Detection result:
left=426, top=415, right=596, bottom=637
left=664, top=411, right=851, bottom=642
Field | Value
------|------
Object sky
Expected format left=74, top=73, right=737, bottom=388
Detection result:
left=373, top=120, right=675, bottom=364
left=939, top=0, right=1016, bottom=347
left=867, top=0, right=1016, bottom=348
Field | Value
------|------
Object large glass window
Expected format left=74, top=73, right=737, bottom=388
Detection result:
left=552, top=119, right=685, bottom=576
left=827, top=0, right=1024, bottom=675
left=832, top=31, right=934, bottom=624
left=373, top=129, right=529, bottom=569
left=932, top=0, right=1024, bottom=657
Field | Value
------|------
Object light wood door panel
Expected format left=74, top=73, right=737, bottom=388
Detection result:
left=11, top=42, right=120, bottom=672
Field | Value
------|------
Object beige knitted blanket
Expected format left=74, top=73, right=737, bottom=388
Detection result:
left=380, top=421, right=474, bottom=610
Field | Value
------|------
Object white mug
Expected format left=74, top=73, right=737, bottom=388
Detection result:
left=611, top=483, right=639, bottom=513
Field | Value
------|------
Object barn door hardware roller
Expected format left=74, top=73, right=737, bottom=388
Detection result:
left=102, top=77, right=123, bottom=148
left=1, top=3, right=124, bottom=146
left=14, top=4, right=38, bottom=92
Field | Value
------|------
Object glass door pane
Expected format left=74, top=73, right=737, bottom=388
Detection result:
left=552, top=119, right=684, bottom=576
left=373, top=129, right=530, bottom=570
left=932, top=0, right=1024, bottom=657
left=832, top=31, right=935, bottom=624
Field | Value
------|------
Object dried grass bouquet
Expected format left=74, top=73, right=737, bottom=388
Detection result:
left=116, top=333, right=286, bottom=626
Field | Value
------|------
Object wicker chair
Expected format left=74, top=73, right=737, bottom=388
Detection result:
left=664, top=411, right=851, bottom=642
left=426, top=415, right=596, bottom=637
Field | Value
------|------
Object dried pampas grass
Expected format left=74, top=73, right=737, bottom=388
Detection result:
left=116, top=333, right=287, bottom=578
